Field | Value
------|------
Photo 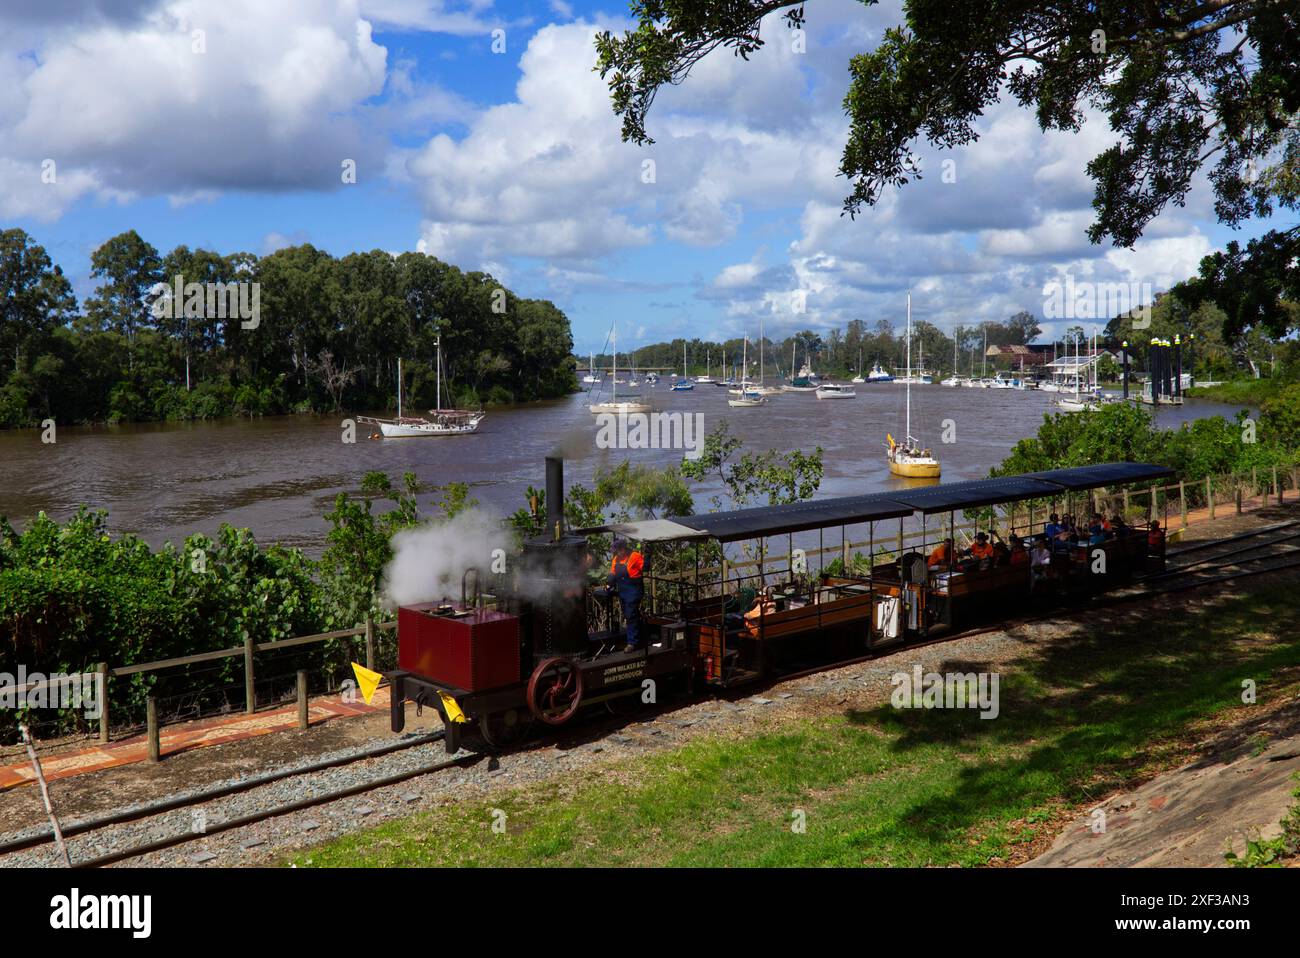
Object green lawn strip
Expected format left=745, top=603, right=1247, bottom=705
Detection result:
left=294, top=585, right=1300, bottom=867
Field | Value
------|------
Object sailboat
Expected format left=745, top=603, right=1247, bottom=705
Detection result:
left=590, top=324, right=650, bottom=414
left=671, top=341, right=695, bottom=391
left=940, top=335, right=964, bottom=386
left=1055, top=330, right=1100, bottom=412
left=695, top=348, right=717, bottom=385
left=784, top=338, right=819, bottom=392
left=582, top=352, right=601, bottom=385
left=727, top=337, right=767, bottom=407
left=885, top=293, right=941, bottom=478
left=358, top=338, right=484, bottom=438
left=851, top=348, right=865, bottom=384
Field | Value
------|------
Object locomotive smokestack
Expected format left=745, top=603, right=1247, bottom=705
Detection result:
left=545, top=456, right=563, bottom=541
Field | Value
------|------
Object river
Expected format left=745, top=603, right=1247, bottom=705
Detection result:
left=0, top=384, right=1246, bottom=554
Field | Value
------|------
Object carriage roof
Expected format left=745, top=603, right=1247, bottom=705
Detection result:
left=577, top=462, right=1174, bottom=544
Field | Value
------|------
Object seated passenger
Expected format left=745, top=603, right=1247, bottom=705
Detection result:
left=1044, top=513, right=1061, bottom=540
left=928, top=537, right=955, bottom=568
left=1110, top=514, right=1129, bottom=536
left=1147, top=520, right=1166, bottom=555
left=1087, top=516, right=1107, bottom=546
left=968, top=532, right=994, bottom=563
left=1008, top=534, right=1029, bottom=565
left=1029, top=536, right=1051, bottom=591
left=991, top=537, right=1011, bottom=566
left=744, top=587, right=777, bottom=637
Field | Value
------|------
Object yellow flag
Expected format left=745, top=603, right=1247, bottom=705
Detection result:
left=350, top=662, right=383, bottom=705
left=887, top=433, right=895, bottom=448
left=438, top=691, right=468, bottom=724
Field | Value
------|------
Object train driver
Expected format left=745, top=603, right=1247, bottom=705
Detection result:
left=609, top=539, right=646, bottom=653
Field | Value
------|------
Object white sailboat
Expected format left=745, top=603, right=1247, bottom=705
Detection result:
left=886, top=293, right=941, bottom=478
left=589, top=324, right=650, bottom=414
left=851, top=348, right=865, bottom=384
left=671, top=341, right=695, bottom=391
left=358, top=340, right=484, bottom=438
left=727, top=337, right=767, bottom=407
left=582, top=352, right=601, bottom=385
left=694, top=348, right=717, bottom=384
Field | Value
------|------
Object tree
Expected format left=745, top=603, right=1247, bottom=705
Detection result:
left=0, top=229, right=76, bottom=377
left=596, top=1, right=1300, bottom=338
left=84, top=230, right=162, bottom=363
left=1005, top=310, right=1042, bottom=346
left=681, top=421, right=824, bottom=507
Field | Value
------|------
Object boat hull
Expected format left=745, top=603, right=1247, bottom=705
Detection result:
left=376, top=420, right=481, bottom=438
left=888, top=459, right=942, bottom=478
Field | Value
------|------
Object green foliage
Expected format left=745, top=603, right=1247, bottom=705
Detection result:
left=1260, top=384, right=1300, bottom=450
left=993, top=401, right=1297, bottom=493
left=319, top=471, right=424, bottom=628
left=0, top=508, right=324, bottom=734
left=681, top=421, right=824, bottom=506
left=597, top=1, right=1299, bottom=342
left=1225, top=773, right=1300, bottom=867
left=0, top=230, right=577, bottom=429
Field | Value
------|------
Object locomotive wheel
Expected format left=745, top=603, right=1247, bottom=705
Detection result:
left=526, top=657, right=584, bottom=726
left=478, top=708, right=532, bottom=749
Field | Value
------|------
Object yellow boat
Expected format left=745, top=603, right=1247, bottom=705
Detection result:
left=885, top=293, right=941, bottom=478
left=886, top=434, right=941, bottom=478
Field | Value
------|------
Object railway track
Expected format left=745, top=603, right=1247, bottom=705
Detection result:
left=7, top=517, right=1299, bottom=869
left=0, top=731, right=479, bottom=868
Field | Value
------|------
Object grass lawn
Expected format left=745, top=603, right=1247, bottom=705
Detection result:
left=294, top=583, right=1300, bottom=867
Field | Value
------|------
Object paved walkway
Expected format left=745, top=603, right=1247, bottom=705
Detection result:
left=0, top=688, right=389, bottom=791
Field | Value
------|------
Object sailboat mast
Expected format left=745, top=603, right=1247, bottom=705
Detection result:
left=758, top=318, right=764, bottom=386
left=906, top=292, right=912, bottom=441
left=612, top=326, right=617, bottom=403
left=435, top=336, right=441, bottom=412
left=398, top=356, right=403, bottom=419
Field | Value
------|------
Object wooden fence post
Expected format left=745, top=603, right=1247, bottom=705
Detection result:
left=244, top=633, right=255, bottom=715
left=1207, top=476, right=1215, bottom=521
left=1236, top=483, right=1243, bottom=515
left=365, top=615, right=376, bottom=672
left=146, top=696, right=160, bottom=763
left=297, top=671, right=309, bottom=730
left=1273, top=465, right=1281, bottom=505
left=1149, top=484, right=1158, bottom=523
left=1179, top=480, right=1187, bottom=528
left=97, top=661, right=110, bottom=744
left=1123, top=488, right=1130, bottom=517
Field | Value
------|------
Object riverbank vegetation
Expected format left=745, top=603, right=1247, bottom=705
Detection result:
left=992, top=402, right=1299, bottom=487
left=0, top=228, right=576, bottom=429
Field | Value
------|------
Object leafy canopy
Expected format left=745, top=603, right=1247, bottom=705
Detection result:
left=596, top=1, right=1300, bottom=337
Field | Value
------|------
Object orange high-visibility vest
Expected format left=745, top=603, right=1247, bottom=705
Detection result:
left=610, top=552, right=644, bottom=578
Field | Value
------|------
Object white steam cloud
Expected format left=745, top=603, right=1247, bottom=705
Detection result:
left=381, top=510, right=512, bottom=609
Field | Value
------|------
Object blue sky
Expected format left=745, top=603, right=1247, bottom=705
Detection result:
left=0, top=0, right=1285, bottom=355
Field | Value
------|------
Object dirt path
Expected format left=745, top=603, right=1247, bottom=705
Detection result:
left=1025, top=701, right=1300, bottom=867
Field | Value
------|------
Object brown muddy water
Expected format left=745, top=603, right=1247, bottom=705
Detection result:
left=0, top=385, right=1245, bottom=555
